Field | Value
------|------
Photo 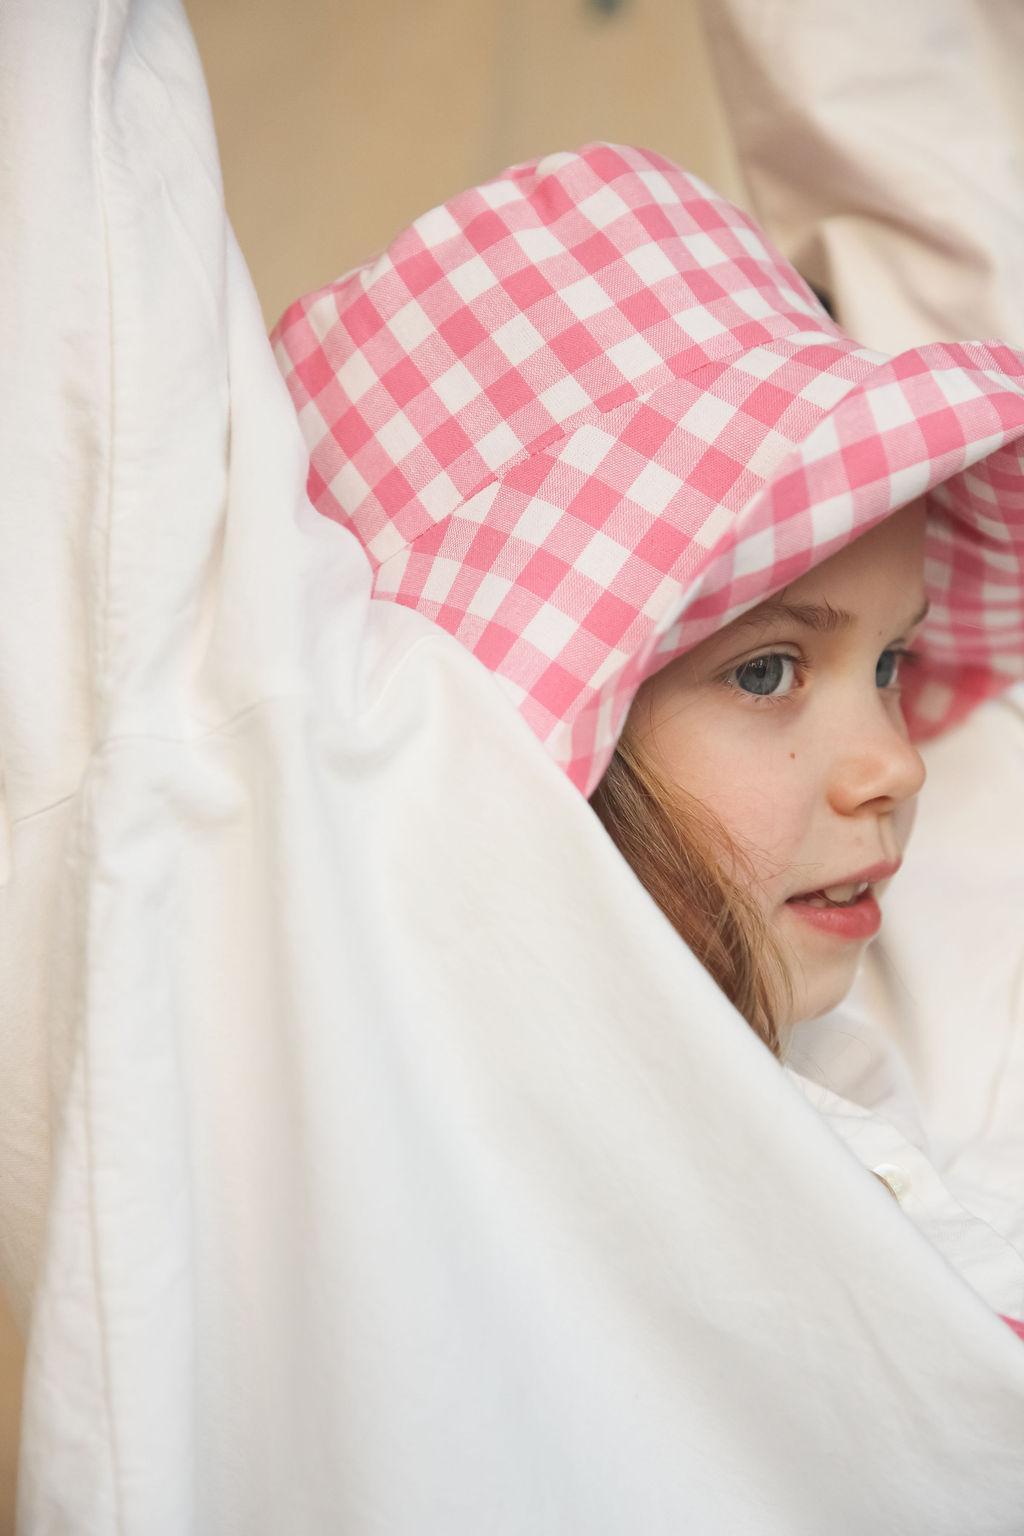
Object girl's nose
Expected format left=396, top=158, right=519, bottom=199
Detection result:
left=827, top=700, right=927, bottom=816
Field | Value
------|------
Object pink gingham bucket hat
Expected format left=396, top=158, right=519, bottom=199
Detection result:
left=271, top=144, right=1024, bottom=795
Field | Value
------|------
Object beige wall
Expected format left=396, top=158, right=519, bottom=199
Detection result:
left=0, top=6, right=740, bottom=1527
left=185, top=0, right=746, bottom=328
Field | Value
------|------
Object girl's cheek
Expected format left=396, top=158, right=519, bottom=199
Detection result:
left=745, top=755, right=818, bottom=862
left=892, top=795, right=919, bottom=849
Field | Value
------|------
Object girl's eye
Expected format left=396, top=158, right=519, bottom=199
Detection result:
left=731, top=653, right=798, bottom=698
left=876, top=648, right=908, bottom=689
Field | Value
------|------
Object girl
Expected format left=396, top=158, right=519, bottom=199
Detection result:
left=593, top=497, right=928, bottom=1052
left=272, top=143, right=1016, bottom=1059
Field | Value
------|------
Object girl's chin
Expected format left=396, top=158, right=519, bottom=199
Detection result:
left=788, top=986, right=858, bottom=1028
left=774, top=931, right=867, bottom=1029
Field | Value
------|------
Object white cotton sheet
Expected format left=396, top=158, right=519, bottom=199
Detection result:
left=2, top=2, right=1024, bottom=1532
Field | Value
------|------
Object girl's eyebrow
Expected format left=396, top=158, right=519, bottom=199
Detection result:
left=735, top=597, right=931, bottom=636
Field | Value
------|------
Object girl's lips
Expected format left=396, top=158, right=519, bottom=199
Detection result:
left=784, top=889, right=882, bottom=941
left=787, top=859, right=901, bottom=900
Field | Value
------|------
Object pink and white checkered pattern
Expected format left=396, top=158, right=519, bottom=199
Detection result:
left=271, top=143, right=1024, bottom=796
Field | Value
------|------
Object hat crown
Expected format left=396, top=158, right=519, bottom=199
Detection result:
left=273, top=144, right=834, bottom=566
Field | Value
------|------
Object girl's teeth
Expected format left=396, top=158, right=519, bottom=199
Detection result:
left=805, top=881, right=870, bottom=907
left=823, top=882, right=865, bottom=903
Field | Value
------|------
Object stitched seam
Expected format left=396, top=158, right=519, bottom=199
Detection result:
left=83, top=1, right=129, bottom=1525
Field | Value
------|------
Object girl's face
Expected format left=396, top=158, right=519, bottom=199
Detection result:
left=634, top=501, right=929, bottom=1029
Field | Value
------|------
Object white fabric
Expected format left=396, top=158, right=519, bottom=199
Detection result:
left=3, top=2, right=1024, bottom=1532
left=698, top=0, right=1024, bottom=351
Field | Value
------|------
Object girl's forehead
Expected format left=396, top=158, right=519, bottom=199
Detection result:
left=655, top=503, right=929, bottom=685
left=768, top=500, right=927, bottom=614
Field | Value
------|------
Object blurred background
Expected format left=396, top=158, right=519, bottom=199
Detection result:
left=0, top=2, right=740, bottom=1526
left=183, top=0, right=747, bottom=329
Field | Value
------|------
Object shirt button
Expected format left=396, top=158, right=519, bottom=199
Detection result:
left=871, top=1163, right=911, bottom=1202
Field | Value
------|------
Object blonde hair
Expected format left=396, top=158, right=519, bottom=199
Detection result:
left=590, top=713, right=792, bottom=1056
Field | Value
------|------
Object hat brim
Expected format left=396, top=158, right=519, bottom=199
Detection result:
left=374, top=333, right=1024, bottom=795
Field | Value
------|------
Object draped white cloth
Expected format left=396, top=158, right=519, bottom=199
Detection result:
left=2, top=2, right=1024, bottom=1531
left=698, top=0, right=1024, bottom=351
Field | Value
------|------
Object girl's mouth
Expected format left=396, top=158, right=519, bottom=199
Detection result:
left=784, top=884, right=882, bottom=941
